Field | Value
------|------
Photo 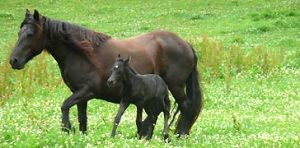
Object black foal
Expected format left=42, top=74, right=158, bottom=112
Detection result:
left=107, top=55, right=170, bottom=141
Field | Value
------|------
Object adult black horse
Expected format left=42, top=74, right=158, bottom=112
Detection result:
left=9, top=9, right=203, bottom=136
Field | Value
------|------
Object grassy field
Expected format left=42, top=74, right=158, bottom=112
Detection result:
left=0, top=0, right=299, bottom=147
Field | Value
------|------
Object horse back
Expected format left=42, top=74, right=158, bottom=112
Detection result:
left=100, top=30, right=194, bottom=76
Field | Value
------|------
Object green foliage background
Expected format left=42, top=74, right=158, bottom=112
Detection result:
left=0, top=0, right=299, bottom=147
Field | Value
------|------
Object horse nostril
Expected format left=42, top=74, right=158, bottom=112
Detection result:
left=13, top=58, right=18, bottom=64
left=10, top=57, right=18, bottom=65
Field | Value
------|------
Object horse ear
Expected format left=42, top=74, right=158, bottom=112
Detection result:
left=25, top=9, right=31, bottom=18
left=33, top=9, right=40, bottom=21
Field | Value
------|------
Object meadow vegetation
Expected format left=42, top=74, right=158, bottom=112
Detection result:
left=0, top=0, right=299, bottom=147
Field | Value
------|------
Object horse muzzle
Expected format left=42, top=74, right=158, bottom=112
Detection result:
left=10, top=57, right=25, bottom=70
left=106, top=79, right=117, bottom=88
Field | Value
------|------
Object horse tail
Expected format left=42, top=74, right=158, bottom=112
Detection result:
left=187, top=45, right=203, bottom=129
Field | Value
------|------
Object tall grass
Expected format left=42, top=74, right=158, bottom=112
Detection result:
left=0, top=46, right=62, bottom=106
left=189, top=36, right=284, bottom=91
left=0, top=37, right=285, bottom=104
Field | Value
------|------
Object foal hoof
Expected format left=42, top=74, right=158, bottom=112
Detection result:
left=163, top=134, right=169, bottom=140
left=137, top=133, right=142, bottom=140
left=164, top=136, right=171, bottom=143
left=61, top=126, right=75, bottom=134
left=163, top=134, right=170, bottom=143
left=176, top=133, right=189, bottom=138
left=80, top=130, right=88, bottom=135
left=111, top=133, right=116, bottom=138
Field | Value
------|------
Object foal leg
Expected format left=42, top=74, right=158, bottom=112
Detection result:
left=61, top=86, right=93, bottom=133
left=141, top=106, right=152, bottom=137
left=146, top=115, right=157, bottom=140
left=163, top=111, right=170, bottom=142
left=141, top=116, right=151, bottom=136
left=136, top=104, right=143, bottom=139
left=77, top=101, right=88, bottom=134
left=111, top=100, right=129, bottom=137
left=163, top=96, right=170, bottom=141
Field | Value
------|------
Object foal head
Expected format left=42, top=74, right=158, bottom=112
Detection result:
left=10, top=9, right=47, bottom=70
left=107, top=55, right=130, bottom=87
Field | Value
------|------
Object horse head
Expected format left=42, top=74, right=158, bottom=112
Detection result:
left=10, top=9, right=47, bottom=69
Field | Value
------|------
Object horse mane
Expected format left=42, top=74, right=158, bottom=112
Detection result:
left=43, top=16, right=111, bottom=69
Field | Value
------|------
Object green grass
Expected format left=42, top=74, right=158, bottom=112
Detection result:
left=0, top=0, right=299, bottom=147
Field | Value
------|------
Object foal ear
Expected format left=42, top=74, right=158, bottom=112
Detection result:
left=33, top=9, right=40, bottom=21
left=25, top=9, right=31, bottom=18
left=125, top=56, right=131, bottom=64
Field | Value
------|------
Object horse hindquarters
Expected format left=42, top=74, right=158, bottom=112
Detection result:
left=159, top=41, right=202, bottom=136
left=173, top=46, right=203, bottom=136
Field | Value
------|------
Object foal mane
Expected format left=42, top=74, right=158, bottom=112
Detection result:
left=127, top=65, right=138, bottom=75
left=44, top=16, right=111, bottom=69
left=124, top=62, right=139, bottom=77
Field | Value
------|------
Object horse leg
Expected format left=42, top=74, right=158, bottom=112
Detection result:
left=111, top=100, right=129, bottom=137
left=61, top=86, right=93, bottom=133
left=77, top=101, right=88, bottom=134
left=136, top=104, right=143, bottom=139
left=169, top=85, right=192, bottom=136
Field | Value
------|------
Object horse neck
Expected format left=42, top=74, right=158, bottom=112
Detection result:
left=43, top=18, right=77, bottom=64
left=42, top=17, right=110, bottom=69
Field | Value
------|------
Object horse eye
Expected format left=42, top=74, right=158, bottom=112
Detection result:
left=27, top=33, right=34, bottom=37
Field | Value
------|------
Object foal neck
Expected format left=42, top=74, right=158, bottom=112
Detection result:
left=123, top=66, right=139, bottom=86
